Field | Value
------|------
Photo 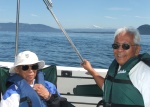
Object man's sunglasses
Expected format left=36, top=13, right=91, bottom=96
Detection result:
left=21, top=64, right=39, bottom=71
left=112, top=43, right=136, bottom=50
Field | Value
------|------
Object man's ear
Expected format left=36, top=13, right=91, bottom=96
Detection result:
left=135, top=45, right=141, bottom=56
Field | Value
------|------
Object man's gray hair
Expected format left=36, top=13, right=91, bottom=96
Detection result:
left=114, top=27, right=140, bottom=45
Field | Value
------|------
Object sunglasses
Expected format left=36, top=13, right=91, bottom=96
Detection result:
left=112, top=43, right=136, bottom=50
left=21, top=64, right=39, bottom=71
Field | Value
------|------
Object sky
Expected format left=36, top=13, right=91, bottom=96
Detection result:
left=0, top=0, right=150, bottom=29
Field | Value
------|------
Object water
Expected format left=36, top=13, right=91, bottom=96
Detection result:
left=0, top=31, right=150, bottom=69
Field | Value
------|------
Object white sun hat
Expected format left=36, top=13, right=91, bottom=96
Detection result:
left=9, top=51, right=45, bottom=73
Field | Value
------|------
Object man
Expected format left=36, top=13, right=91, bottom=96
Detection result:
left=0, top=51, right=66, bottom=107
left=81, top=27, right=150, bottom=107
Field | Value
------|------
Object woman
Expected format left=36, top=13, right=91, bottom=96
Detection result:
left=0, top=51, right=65, bottom=107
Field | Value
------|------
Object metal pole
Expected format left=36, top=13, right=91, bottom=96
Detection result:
left=15, top=0, right=20, bottom=57
left=43, top=0, right=84, bottom=62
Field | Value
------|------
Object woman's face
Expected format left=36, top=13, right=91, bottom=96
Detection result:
left=113, top=32, right=140, bottom=66
left=15, top=64, right=38, bottom=84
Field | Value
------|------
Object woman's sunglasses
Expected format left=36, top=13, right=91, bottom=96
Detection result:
left=112, top=43, right=136, bottom=50
left=21, top=64, right=39, bottom=71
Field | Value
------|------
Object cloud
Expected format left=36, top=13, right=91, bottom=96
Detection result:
left=31, top=14, right=38, bottom=17
left=92, top=25, right=103, bottom=29
left=135, top=16, right=150, bottom=19
left=108, top=7, right=131, bottom=11
left=104, top=16, right=117, bottom=20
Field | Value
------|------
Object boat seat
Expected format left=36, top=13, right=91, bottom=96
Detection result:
left=41, top=65, right=57, bottom=86
left=73, top=84, right=103, bottom=97
left=0, top=67, right=9, bottom=96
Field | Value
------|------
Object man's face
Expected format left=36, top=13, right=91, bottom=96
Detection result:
left=113, top=32, right=140, bottom=66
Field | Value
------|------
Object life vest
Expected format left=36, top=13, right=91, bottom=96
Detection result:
left=8, top=71, right=48, bottom=107
left=103, top=54, right=149, bottom=107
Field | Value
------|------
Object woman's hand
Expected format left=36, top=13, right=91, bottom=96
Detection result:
left=33, top=84, right=51, bottom=100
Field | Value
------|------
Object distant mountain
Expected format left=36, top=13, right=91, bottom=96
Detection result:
left=137, top=24, right=150, bottom=35
left=1, top=23, right=150, bottom=35
left=0, top=23, right=116, bottom=34
left=69, top=28, right=116, bottom=34
left=0, top=23, right=61, bottom=32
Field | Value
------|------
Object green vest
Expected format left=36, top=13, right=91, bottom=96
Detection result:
left=103, top=54, right=148, bottom=107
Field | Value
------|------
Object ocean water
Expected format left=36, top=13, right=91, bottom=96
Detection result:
left=0, top=31, right=150, bottom=69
